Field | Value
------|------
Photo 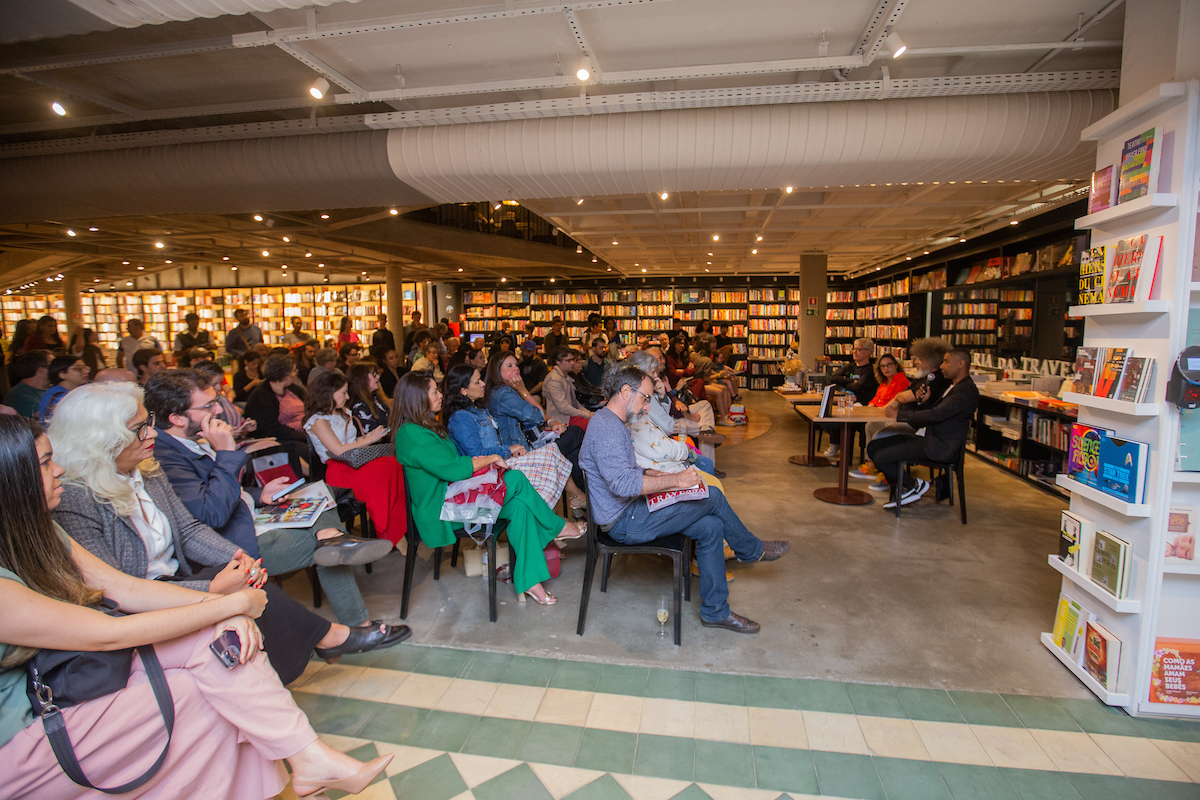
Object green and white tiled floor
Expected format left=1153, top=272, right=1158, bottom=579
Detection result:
left=282, top=643, right=1200, bottom=800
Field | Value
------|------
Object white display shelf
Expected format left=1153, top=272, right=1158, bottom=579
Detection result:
left=1162, top=562, right=1200, bottom=575
left=1076, top=193, right=1179, bottom=230
left=1190, top=282, right=1200, bottom=294
left=1046, top=555, right=1142, bottom=613
left=1040, top=632, right=1131, bottom=706
left=1172, top=471, right=1200, bottom=484
left=1056, top=475, right=1151, bottom=517
left=1139, top=701, right=1200, bottom=718
left=1081, top=81, right=1187, bottom=141
left=1067, top=300, right=1171, bottom=318
left=1062, top=392, right=1161, bottom=417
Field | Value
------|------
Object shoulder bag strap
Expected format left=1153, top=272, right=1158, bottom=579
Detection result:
left=39, top=645, right=174, bottom=794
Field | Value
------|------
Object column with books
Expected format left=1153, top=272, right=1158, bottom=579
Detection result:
left=1047, top=82, right=1200, bottom=716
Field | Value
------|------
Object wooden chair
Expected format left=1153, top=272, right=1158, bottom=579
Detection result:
left=892, top=447, right=968, bottom=524
left=576, top=488, right=693, bottom=646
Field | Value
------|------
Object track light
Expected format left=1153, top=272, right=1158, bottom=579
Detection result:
left=660, top=192, right=669, bottom=200
left=576, top=66, right=590, bottom=81
left=88, top=226, right=98, bottom=232
left=492, top=201, right=502, bottom=210
left=501, top=277, right=508, bottom=283
left=576, top=198, right=584, bottom=205
left=756, top=235, right=763, bottom=241
left=389, top=208, right=399, bottom=215
left=785, top=186, right=794, bottom=193
left=66, top=229, right=76, bottom=237
left=752, top=249, right=758, bottom=255
left=51, top=101, right=66, bottom=116
left=282, top=236, right=290, bottom=242
left=884, top=32, right=907, bottom=58
left=154, top=241, right=164, bottom=248
left=309, top=78, right=330, bottom=100
left=320, top=213, right=330, bottom=220
left=1010, top=220, right=1019, bottom=225
left=577, top=246, right=583, bottom=254
left=253, top=214, right=264, bottom=222
left=712, top=234, right=720, bottom=241
left=262, top=250, right=270, bottom=257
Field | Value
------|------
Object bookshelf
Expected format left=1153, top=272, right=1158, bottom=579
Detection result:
left=747, top=287, right=799, bottom=390
left=1043, top=81, right=1200, bottom=717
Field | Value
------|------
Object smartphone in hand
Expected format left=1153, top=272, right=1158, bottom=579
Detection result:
left=269, top=478, right=306, bottom=503
left=209, top=629, right=241, bottom=669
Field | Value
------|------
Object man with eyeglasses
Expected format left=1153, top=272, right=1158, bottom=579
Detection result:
left=144, top=369, right=402, bottom=637
left=579, top=363, right=789, bottom=634
left=543, top=345, right=594, bottom=426
left=819, top=337, right=880, bottom=459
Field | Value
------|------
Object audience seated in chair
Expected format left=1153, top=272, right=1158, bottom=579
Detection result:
left=47, top=382, right=406, bottom=683
left=143, top=370, right=399, bottom=634
left=0, top=415, right=393, bottom=800
left=345, top=362, right=391, bottom=433
left=579, top=362, right=790, bottom=634
left=866, top=348, right=980, bottom=510
left=390, top=371, right=583, bottom=606
left=626, top=350, right=723, bottom=482
left=542, top=347, right=595, bottom=426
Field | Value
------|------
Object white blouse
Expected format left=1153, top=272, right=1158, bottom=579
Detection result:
left=304, top=412, right=358, bottom=463
left=125, top=469, right=179, bottom=579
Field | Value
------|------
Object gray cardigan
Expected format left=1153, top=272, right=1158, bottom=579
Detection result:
left=53, top=469, right=240, bottom=591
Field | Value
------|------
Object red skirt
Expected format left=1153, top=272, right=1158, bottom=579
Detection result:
left=324, top=456, right=409, bottom=546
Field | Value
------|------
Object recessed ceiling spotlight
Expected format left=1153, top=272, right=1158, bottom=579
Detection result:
left=282, top=236, right=290, bottom=242
left=253, top=214, right=264, bottom=222
left=222, top=256, right=229, bottom=261
left=122, top=260, right=129, bottom=264
left=88, top=226, right=98, bottom=232
left=1010, top=220, right=1019, bottom=225
left=389, top=208, right=399, bottom=215
left=752, top=249, right=758, bottom=255
left=501, top=277, right=508, bottom=283
left=712, top=234, right=720, bottom=241
left=305, top=252, right=312, bottom=257
left=154, top=241, right=164, bottom=248
left=641, top=268, right=647, bottom=273
left=458, top=268, right=464, bottom=272
left=320, top=213, right=330, bottom=220
left=660, top=192, right=669, bottom=200
left=51, top=101, right=67, bottom=116
left=309, top=77, right=330, bottom=100
left=756, top=235, right=763, bottom=241
left=785, top=186, right=794, bottom=193
left=66, top=229, right=76, bottom=237
left=576, top=66, right=590, bottom=81
left=576, top=198, right=584, bottom=205
left=262, top=250, right=270, bottom=257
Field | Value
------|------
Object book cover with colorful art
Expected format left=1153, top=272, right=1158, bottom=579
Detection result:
left=1077, top=246, right=1110, bottom=305
left=1098, top=435, right=1149, bottom=505
left=1088, top=165, right=1115, bottom=213
left=1093, top=348, right=1128, bottom=399
left=1067, top=423, right=1108, bottom=489
left=1150, top=638, right=1200, bottom=705
left=1106, top=234, right=1163, bottom=303
left=1084, top=620, right=1122, bottom=692
left=1117, top=127, right=1162, bottom=204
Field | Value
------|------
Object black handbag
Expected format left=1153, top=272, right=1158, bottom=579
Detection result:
left=329, top=442, right=392, bottom=469
left=25, top=600, right=174, bottom=794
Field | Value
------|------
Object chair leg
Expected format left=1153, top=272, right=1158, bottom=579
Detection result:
left=600, top=553, right=613, bottom=593
left=577, top=547, right=597, bottom=636
left=400, top=529, right=419, bottom=620
left=671, top=553, right=683, bottom=646
left=433, top=546, right=442, bottom=580
left=945, top=467, right=954, bottom=507
left=683, top=539, right=693, bottom=602
left=486, top=530, right=497, bottom=623
left=450, top=539, right=461, bottom=568
left=362, top=509, right=375, bottom=574
left=893, top=461, right=907, bottom=518
left=957, top=464, right=968, bottom=525
left=307, top=566, right=322, bottom=608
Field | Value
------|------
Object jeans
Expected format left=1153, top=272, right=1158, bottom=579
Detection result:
left=608, top=486, right=763, bottom=621
left=256, top=508, right=370, bottom=626
left=694, top=454, right=716, bottom=474
left=866, top=435, right=930, bottom=493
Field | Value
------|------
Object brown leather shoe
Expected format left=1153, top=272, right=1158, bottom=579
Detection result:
left=698, top=432, right=727, bottom=445
left=743, top=540, right=790, bottom=563
left=700, top=612, right=760, bottom=633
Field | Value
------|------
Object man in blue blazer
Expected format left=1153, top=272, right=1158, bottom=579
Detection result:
left=145, top=369, right=394, bottom=630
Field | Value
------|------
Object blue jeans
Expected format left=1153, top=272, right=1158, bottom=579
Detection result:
left=608, top=487, right=763, bottom=621
left=694, top=454, right=716, bottom=474
left=257, top=508, right=371, bottom=626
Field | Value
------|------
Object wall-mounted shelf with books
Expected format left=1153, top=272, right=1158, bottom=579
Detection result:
left=1039, top=632, right=1132, bottom=705
left=1055, top=475, right=1151, bottom=517
left=1080, top=81, right=1187, bottom=141
left=1046, top=555, right=1142, bottom=613
left=1075, top=193, right=1179, bottom=230
left=1061, top=392, right=1162, bottom=417
left=1067, top=300, right=1170, bottom=318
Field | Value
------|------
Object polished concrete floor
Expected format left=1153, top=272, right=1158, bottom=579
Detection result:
left=285, top=391, right=1085, bottom=700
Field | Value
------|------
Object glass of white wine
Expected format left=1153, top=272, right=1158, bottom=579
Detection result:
left=657, top=594, right=669, bottom=637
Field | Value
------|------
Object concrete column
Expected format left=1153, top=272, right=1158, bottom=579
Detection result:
left=385, top=263, right=405, bottom=349
left=61, top=274, right=82, bottom=336
left=797, top=254, right=828, bottom=368
left=1120, top=0, right=1200, bottom=101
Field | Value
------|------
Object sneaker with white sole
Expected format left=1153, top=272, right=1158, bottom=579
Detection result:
left=883, top=478, right=929, bottom=509
left=849, top=470, right=877, bottom=480
left=821, top=444, right=840, bottom=458
left=868, top=477, right=890, bottom=492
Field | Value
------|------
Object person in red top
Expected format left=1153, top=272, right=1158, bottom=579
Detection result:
left=869, top=353, right=910, bottom=407
left=337, top=316, right=361, bottom=346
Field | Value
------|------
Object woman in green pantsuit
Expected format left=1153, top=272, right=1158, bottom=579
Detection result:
left=391, top=371, right=583, bottom=605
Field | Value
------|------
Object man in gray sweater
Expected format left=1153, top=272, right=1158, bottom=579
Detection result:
left=579, top=363, right=789, bottom=633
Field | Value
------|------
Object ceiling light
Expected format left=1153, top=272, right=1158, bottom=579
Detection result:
left=389, top=208, right=399, bottom=215
left=222, top=256, right=229, bottom=261
left=66, top=229, right=76, bottom=237
left=122, top=260, right=130, bottom=265
left=712, top=234, right=720, bottom=241
left=318, top=262, right=325, bottom=267
left=641, top=268, right=647, bottom=273
left=320, top=214, right=330, bottom=220
left=708, top=252, right=714, bottom=256
left=924, top=251, right=930, bottom=255
left=51, top=101, right=66, bottom=116
left=253, top=214, right=264, bottom=222
left=660, top=192, right=669, bottom=200
left=884, top=32, right=907, bottom=57
left=606, top=267, right=611, bottom=271
left=305, top=252, right=312, bottom=257
left=592, top=257, right=598, bottom=263
left=164, top=260, right=172, bottom=264
left=704, top=268, right=709, bottom=272
left=785, top=186, right=794, bottom=193
left=756, top=235, right=763, bottom=241
left=282, top=272, right=288, bottom=277
left=1010, top=220, right=1019, bottom=225
left=577, top=246, right=583, bottom=254
left=550, top=278, right=556, bottom=282
left=262, top=250, right=270, bottom=257
left=576, top=198, right=584, bottom=205
left=752, top=249, right=758, bottom=255
left=613, top=240, right=618, bottom=245
left=501, top=277, right=508, bottom=283
left=309, top=78, right=330, bottom=100
left=576, top=66, right=590, bottom=81
left=232, top=265, right=238, bottom=270
left=154, top=241, right=164, bottom=248
left=959, top=236, right=967, bottom=242
left=906, top=256, right=912, bottom=261
left=93, top=278, right=99, bottom=282
left=136, top=265, right=144, bottom=270
left=88, top=226, right=98, bottom=232
left=458, top=268, right=464, bottom=272
left=361, top=271, right=367, bottom=275
left=126, top=281, right=133, bottom=286
left=281, top=264, right=287, bottom=269
left=282, top=236, right=290, bottom=242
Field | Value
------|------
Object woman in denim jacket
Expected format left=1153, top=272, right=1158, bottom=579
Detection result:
left=482, top=354, right=588, bottom=517
left=445, top=365, right=578, bottom=509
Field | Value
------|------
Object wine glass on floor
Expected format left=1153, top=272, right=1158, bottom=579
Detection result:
left=657, top=594, right=669, bottom=637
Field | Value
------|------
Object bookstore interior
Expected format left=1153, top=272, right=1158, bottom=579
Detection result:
left=1, top=2, right=1199, bottom=797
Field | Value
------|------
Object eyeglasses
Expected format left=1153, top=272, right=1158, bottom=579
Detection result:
left=186, top=399, right=221, bottom=413
left=129, top=412, right=156, bottom=441
left=633, top=389, right=651, bottom=402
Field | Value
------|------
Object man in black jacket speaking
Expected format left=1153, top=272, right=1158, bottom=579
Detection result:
left=867, top=348, right=979, bottom=509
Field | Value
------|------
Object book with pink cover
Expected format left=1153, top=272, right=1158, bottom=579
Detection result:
left=1088, top=166, right=1115, bottom=214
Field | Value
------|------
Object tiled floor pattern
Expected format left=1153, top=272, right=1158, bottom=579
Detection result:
left=281, top=643, right=1200, bottom=800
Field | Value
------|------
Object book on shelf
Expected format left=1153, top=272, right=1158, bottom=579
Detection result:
left=1115, top=356, right=1154, bottom=404
left=1077, top=246, right=1111, bottom=305
left=1117, top=126, right=1162, bottom=205
left=1090, top=529, right=1132, bottom=599
left=1084, top=620, right=1122, bottom=692
left=1098, top=434, right=1149, bottom=504
left=1059, top=510, right=1096, bottom=573
left=1073, top=346, right=1104, bottom=395
left=1087, top=165, right=1116, bottom=214
left=1150, top=638, right=1200, bottom=705
left=1051, top=590, right=1095, bottom=665
left=1067, top=422, right=1109, bottom=489
left=1165, top=505, right=1197, bottom=565
left=1106, top=234, right=1163, bottom=303
left=1093, top=348, right=1128, bottom=399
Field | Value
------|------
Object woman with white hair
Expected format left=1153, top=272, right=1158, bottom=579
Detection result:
left=48, top=382, right=407, bottom=684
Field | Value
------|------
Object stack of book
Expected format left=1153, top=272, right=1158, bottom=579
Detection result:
left=1072, top=347, right=1155, bottom=403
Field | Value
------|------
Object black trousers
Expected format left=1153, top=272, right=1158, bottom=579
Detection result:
left=552, top=425, right=586, bottom=488
left=865, top=435, right=930, bottom=494
left=164, top=566, right=330, bottom=685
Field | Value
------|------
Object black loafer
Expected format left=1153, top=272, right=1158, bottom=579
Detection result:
left=700, top=612, right=760, bottom=634
left=315, top=623, right=412, bottom=662
left=742, top=540, right=790, bottom=563
left=313, top=535, right=394, bottom=567
left=698, top=432, right=727, bottom=445
left=711, top=469, right=727, bottom=479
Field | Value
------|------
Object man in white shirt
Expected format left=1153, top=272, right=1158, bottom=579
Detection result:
left=116, top=318, right=162, bottom=370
